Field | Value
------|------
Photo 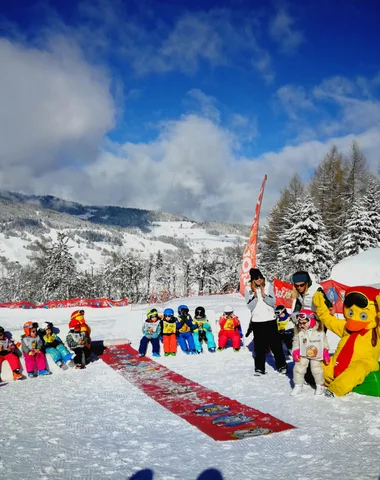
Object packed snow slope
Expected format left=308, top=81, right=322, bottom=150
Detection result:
left=1, top=294, right=380, bottom=480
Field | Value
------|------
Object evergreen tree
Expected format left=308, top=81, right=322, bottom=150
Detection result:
left=278, top=195, right=334, bottom=281
left=344, top=141, right=369, bottom=204
left=309, top=145, right=346, bottom=241
left=361, top=176, right=380, bottom=246
left=38, top=233, right=78, bottom=301
left=336, top=198, right=379, bottom=261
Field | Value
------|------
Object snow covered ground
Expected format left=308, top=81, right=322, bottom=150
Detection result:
left=1, top=293, right=380, bottom=480
left=332, top=248, right=380, bottom=287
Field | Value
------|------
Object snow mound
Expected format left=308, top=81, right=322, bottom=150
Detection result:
left=331, top=248, right=380, bottom=287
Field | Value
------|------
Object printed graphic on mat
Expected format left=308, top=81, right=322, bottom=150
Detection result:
left=101, top=344, right=295, bottom=441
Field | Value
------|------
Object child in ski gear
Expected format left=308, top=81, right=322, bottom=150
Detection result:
left=192, top=306, right=216, bottom=353
left=139, top=309, right=161, bottom=357
left=274, top=305, right=294, bottom=353
left=244, top=268, right=287, bottom=375
left=291, top=309, right=330, bottom=396
left=66, top=318, right=91, bottom=369
left=70, top=310, right=91, bottom=347
left=0, top=326, right=23, bottom=381
left=176, top=305, right=196, bottom=355
left=160, top=308, right=178, bottom=357
left=21, top=322, right=50, bottom=377
left=218, top=306, right=241, bottom=352
left=43, top=323, right=73, bottom=368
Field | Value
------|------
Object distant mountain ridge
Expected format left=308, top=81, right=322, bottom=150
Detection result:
left=0, top=191, right=188, bottom=231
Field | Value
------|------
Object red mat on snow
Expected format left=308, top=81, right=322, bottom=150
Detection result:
left=101, top=344, right=295, bottom=441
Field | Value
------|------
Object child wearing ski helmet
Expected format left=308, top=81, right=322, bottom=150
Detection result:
left=274, top=305, right=294, bottom=354
left=70, top=310, right=91, bottom=347
left=176, top=305, right=196, bottom=355
left=43, top=323, right=73, bottom=368
left=0, top=326, right=23, bottom=381
left=244, top=268, right=287, bottom=375
left=21, top=322, right=50, bottom=377
left=66, top=318, right=91, bottom=369
left=291, top=309, right=330, bottom=396
left=138, top=309, right=161, bottom=358
left=217, top=306, right=241, bottom=352
left=192, top=306, right=216, bottom=353
left=160, top=308, right=178, bottom=357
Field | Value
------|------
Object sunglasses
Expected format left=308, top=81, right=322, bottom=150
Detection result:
left=294, top=282, right=306, bottom=288
left=30, top=328, right=37, bottom=332
left=344, top=292, right=368, bottom=309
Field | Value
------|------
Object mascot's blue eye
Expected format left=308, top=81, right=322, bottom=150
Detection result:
left=347, top=309, right=354, bottom=317
left=360, top=312, right=368, bottom=321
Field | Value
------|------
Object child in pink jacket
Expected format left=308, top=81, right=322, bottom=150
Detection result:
left=21, top=322, right=50, bottom=377
left=217, top=306, right=242, bottom=352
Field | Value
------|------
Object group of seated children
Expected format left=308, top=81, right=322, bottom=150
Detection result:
left=138, top=304, right=243, bottom=358
left=0, top=309, right=92, bottom=382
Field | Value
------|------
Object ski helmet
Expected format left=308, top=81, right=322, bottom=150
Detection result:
left=147, top=309, right=159, bottom=319
left=163, top=308, right=174, bottom=317
left=69, top=319, right=82, bottom=331
left=275, top=305, right=287, bottom=317
left=178, top=305, right=189, bottom=314
left=23, top=321, right=39, bottom=336
left=295, top=309, right=317, bottom=328
left=0, top=326, right=4, bottom=334
left=71, top=310, right=84, bottom=323
left=224, top=305, right=234, bottom=314
left=194, top=306, right=205, bottom=318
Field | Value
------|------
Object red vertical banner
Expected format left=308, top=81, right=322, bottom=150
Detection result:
left=239, top=175, right=268, bottom=295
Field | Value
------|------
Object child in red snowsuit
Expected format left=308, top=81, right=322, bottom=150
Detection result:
left=217, top=306, right=241, bottom=352
left=0, top=326, right=23, bottom=381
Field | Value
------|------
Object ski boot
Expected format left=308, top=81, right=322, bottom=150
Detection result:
left=152, top=352, right=161, bottom=358
left=38, top=370, right=51, bottom=376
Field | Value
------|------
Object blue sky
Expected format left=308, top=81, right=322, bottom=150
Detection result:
left=0, top=0, right=379, bottom=222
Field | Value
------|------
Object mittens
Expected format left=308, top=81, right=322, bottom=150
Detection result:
left=292, top=349, right=301, bottom=362
left=323, top=349, right=331, bottom=365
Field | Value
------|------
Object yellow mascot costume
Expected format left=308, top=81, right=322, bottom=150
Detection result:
left=313, top=286, right=380, bottom=397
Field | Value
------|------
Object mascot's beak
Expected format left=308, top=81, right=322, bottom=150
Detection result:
left=346, top=319, right=370, bottom=332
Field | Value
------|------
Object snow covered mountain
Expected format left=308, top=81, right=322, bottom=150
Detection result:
left=0, top=191, right=249, bottom=271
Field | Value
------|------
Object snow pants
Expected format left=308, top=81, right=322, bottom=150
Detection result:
left=218, top=330, right=241, bottom=349
left=251, top=320, right=286, bottom=373
left=0, top=353, right=21, bottom=373
left=178, top=332, right=195, bottom=352
left=24, top=351, right=48, bottom=374
left=279, top=329, right=294, bottom=352
left=46, top=344, right=72, bottom=365
left=193, top=330, right=216, bottom=351
left=324, top=359, right=375, bottom=397
left=293, top=358, right=324, bottom=385
left=72, top=347, right=91, bottom=367
left=163, top=334, right=177, bottom=354
left=139, top=336, right=160, bottom=355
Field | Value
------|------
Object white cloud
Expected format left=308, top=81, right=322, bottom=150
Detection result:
left=0, top=37, right=115, bottom=190
left=24, top=113, right=380, bottom=224
left=185, top=89, right=220, bottom=123
left=269, top=9, right=303, bottom=54
left=276, top=85, right=315, bottom=120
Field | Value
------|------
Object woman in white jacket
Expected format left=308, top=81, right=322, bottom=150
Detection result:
left=245, top=268, right=287, bottom=376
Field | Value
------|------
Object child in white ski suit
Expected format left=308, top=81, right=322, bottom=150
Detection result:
left=291, top=309, right=330, bottom=396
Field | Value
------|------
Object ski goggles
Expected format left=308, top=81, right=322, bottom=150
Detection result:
left=344, top=292, right=370, bottom=309
left=295, top=312, right=311, bottom=324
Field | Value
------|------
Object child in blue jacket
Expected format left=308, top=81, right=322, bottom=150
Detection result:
left=138, top=309, right=161, bottom=357
left=176, top=305, right=196, bottom=355
left=192, top=306, right=216, bottom=353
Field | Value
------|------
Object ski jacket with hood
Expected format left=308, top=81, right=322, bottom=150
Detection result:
left=244, top=283, right=276, bottom=323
